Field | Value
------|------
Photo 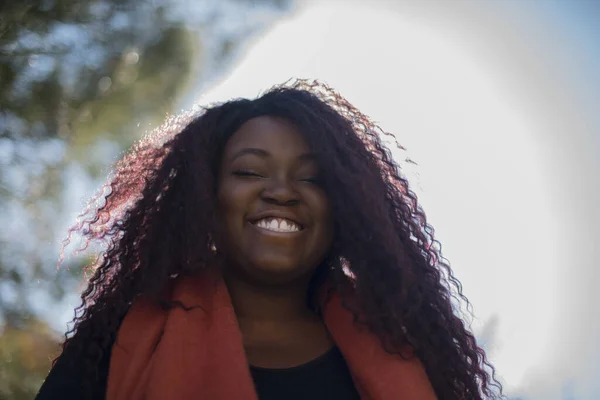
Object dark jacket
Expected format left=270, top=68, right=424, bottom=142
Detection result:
left=36, top=340, right=111, bottom=400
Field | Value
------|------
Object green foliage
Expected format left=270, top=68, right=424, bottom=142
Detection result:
left=0, top=0, right=200, bottom=325
left=0, top=0, right=292, bottom=397
left=1, top=0, right=198, bottom=160
left=0, top=315, right=61, bottom=400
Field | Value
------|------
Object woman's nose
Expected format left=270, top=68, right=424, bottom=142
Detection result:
left=261, top=177, right=300, bottom=206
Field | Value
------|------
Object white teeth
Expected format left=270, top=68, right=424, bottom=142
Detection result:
left=255, top=218, right=300, bottom=233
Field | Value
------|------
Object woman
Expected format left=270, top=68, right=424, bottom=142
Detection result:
left=37, top=80, right=502, bottom=399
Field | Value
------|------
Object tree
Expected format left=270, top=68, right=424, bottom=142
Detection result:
left=0, top=0, right=291, bottom=397
left=0, top=313, right=61, bottom=399
left=0, top=0, right=198, bottom=329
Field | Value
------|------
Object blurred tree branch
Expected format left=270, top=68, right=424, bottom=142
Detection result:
left=0, top=0, right=291, bottom=397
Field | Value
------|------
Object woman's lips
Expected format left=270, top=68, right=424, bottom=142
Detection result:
left=252, top=217, right=303, bottom=233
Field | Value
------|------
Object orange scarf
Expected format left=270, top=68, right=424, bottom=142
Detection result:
left=106, top=273, right=437, bottom=399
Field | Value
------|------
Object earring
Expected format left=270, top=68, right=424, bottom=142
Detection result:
left=208, top=234, right=217, bottom=254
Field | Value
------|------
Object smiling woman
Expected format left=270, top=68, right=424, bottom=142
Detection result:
left=36, top=80, right=503, bottom=399
left=218, top=116, right=334, bottom=287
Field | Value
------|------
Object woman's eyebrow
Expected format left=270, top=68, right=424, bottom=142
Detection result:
left=230, top=148, right=316, bottom=162
left=297, top=152, right=317, bottom=161
left=230, top=148, right=270, bottom=162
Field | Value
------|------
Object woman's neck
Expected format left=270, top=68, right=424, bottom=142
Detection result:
left=222, top=267, right=334, bottom=368
left=223, top=269, right=316, bottom=322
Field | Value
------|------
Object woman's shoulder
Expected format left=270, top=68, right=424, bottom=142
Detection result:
left=36, top=336, right=114, bottom=400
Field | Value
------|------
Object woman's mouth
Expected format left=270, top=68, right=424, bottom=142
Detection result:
left=251, top=217, right=303, bottom=233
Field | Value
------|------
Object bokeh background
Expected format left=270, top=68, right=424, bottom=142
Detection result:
left=0, top=1, right=598, bottom=399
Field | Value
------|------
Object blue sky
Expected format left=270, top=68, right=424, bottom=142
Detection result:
left=197, top=1, right=599, bottom=398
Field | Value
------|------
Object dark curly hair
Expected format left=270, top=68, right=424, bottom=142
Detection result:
left=59, top=79, right=503, bottom=399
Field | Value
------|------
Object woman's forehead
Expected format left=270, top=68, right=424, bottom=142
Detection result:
left=223, top=116, right=311, bottom=160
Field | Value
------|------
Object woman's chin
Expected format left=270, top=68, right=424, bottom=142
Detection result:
left=242, top=259, right=315, bottom=285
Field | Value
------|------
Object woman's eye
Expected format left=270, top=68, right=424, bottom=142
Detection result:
left=300, top=177, right=320, bottom=184
left=233, top=170, right=263, bottom=178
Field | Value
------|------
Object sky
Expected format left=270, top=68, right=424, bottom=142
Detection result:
left=195, top=1, right=600, bottom=399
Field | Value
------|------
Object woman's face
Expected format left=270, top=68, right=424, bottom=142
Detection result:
left=217, top=116, right=334, bottom=285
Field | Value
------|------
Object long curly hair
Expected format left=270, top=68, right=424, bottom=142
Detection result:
left=59, top=79, right=503, bottom=399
